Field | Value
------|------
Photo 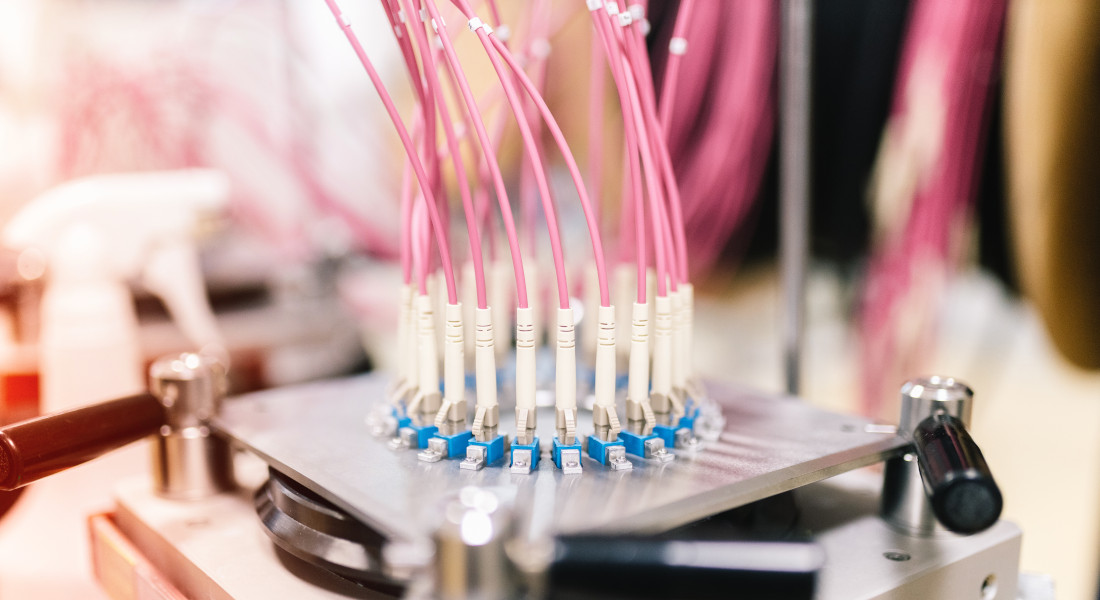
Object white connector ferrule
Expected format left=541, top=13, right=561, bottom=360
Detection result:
left=515, top=306, right=537, bottom=437
left=650, top=294, right=673, bottom=417
left=410, top=294, right=441, bottom=418
left=555, top=307, right=578, bottom=444
left=626, top=301, right=655, bottom=431
left=525, top=263, right=542, bottom=348
left=461, top=261, right=476, bottom=357
left=491, top=261, right=511, bottom=360
left=671, top=289, right=686, bottom=391
left=592, top=304, right=620, bottom=440
left=652, top=295, right=672, bottom=396
left=390, top=284, right=415, bottom=402
left=472, top=307, right=498, bottom=440
left=681, top=283, right=699, bottom=397
left=614, top=264, right=634, bottom=358
left=434, top=302, right=467, bottom=428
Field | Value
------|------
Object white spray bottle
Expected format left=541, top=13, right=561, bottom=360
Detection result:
left=3, top=169, right=230, bottom=411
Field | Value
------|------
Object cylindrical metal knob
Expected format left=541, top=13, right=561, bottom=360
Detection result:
left=898, top=375, right=973, bottom=430
left=149, top=353, right=234, bottom=499
left=433, top=487, right=515, bottom=600
left=883, top=376, right=1002, bottom=536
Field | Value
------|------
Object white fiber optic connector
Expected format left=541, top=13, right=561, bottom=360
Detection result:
left=491, top=261, right=511, bottom=360
left=680, top=283, right=703, bottom=399
left=388, top=284, right=415, bottom=404
left=462, top=261, right=477, bottom=358
left=614, top=264, right=634, bottom=359
left=525, top=263, right=542, bottom=348
left=646, top=268, right=657, bottom=356
left=430, top=272, right=445, bottom=359
left=626, top=301, right=656, bottom=434
left=514, top=306, right=537, bottom=444
left=650, top=294, right=673, bottom=420
left=471, top=307, right=499, bottom=441
left=554, top=307, right=578, bottom=445
left=591, top=304, right=620, bottom=440
left=582, top=264, right=600, bottom=362
left=670, top=288, right=687, bottom=407
left=434, top=302, right=467, bottom=429
left=408, top=294, right=441, bottom=422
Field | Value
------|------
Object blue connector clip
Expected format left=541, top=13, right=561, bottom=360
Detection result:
left=462, top=434, right=507, bottom=471
left=653, top=424, right=677, bottom=448
left=587, top=435, right=632, bottom=470
left=619, top=429, right=659, bottom=456
left=510, top=437, right=541, bottom=474
left=406, top=423, right=438, bottom=449
left=552, top=437, right=584, bottom=474
left=679, top=402, right=701, bottom=431
left=391, top=406, right=412, bottom=430
left=433, top=430, right=473, bottom=457
left=620, top=429, right=675, bottom=462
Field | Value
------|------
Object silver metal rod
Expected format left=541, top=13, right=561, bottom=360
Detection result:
left=780, top=0, right=812, bottom=397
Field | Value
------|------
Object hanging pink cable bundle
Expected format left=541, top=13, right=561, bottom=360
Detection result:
left=858, top=0, right=1007, bottom=418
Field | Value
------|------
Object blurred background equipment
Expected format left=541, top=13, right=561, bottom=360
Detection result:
left=0, top=0, right=1094, bottom=598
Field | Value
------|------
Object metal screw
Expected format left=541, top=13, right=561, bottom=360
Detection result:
left=981, top=574, right=997, bottom=599
left=883, top=551, right=911, bottom=562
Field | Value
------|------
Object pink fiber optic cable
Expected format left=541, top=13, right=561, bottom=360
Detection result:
left=323, top=0, right=457, bottom=303
left=396, top=0, right=489, bottom=310
left=611, top=10, right=680, bottom=291
left=487, top=30, right=614, bottom=308
left=443, top=0, right=575, bottom=311
left=621, top=16, right=688, bottom=284
left=657, top=2, right=775, bottom=274
left=399, top=148, right=415, bottom=284
left=859, top=0, right=1006, bottom=417
left=588, top=27, right=607, bottom=229
left=422, top=0, right=532, bottom=309
left=657, top=0, right=694, bottom=135
left=594, top=5, right=671, bottom=297
left=589, top=4, right=647, bottom=304
left=453, top=0, right=613, bottom=309
left=434, top=48, right=493, bottom=253
left=381, top=0, right=444, bottom=209
left=517, top=0, right=552, bottom=258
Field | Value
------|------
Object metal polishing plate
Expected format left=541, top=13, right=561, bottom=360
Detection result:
left=214, top=375, right=906, bottom=544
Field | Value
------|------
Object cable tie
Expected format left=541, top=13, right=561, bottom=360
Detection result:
left=419, top=8, right=428, bottom=22
left=431, top=16, right=445, bottom=33
left=586, top=0, right=603, bottom=11
left=468, top=16, right=493, bottom=34
left=641, top=18, right=651, bottom=36
left=530, top=38, right=551, bottom=59
left=669, top=37, right=688, bottom=55
left=607, top=2, right=620, bottom=16
left=496, top=24, right=512, bottom=42
left=618, top=11, right=632, bottom=26
left=628, top=4, right=644, bottom=21
left=397, top=9, right=407, bottom=23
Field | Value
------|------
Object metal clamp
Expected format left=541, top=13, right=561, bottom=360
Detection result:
left=148, top=352, right=235, bottom=499
left=882, top=376, right=1002, bottom=536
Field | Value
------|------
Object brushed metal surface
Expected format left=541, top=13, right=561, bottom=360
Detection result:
left=213, top=375, right=907, bottom=544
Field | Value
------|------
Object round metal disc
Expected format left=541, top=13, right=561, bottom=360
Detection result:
left=255, top=468, right=400, bottom=593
